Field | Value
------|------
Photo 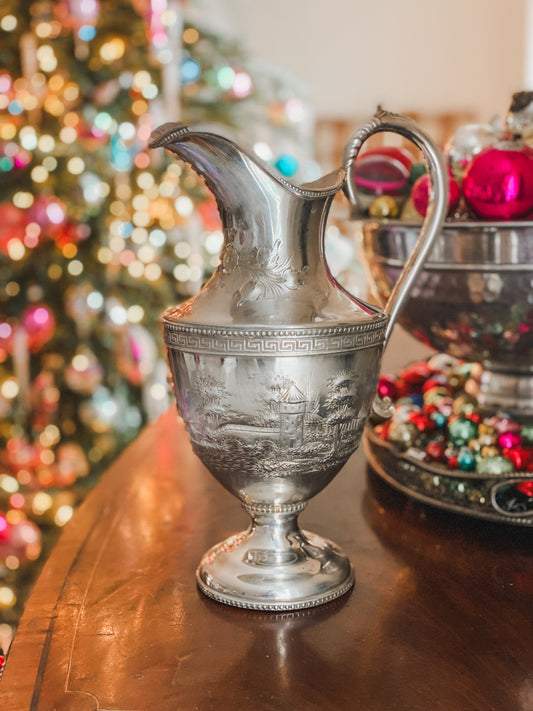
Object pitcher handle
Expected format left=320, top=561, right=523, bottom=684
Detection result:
left=343, top=107, right=448, bottom=349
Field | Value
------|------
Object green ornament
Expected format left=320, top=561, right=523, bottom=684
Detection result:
left=476, top=456, right=515, bottom=475
left=521, top=424, right=533, bottom=444
left=448, top=417, right=478, bottom=447
left=408, top=162, right=427, bottom=185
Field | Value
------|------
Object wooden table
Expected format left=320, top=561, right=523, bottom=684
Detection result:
left=3, top=331, right=533, bottom=711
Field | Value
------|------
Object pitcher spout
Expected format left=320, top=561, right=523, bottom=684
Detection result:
left=150, top=123, right=356, bottom=326
left=150, top=122, right=344, bottom=203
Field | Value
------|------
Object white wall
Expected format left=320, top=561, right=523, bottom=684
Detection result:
left=224, top=0, right=527, bottom=123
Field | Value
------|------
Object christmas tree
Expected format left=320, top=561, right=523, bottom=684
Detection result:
left=0, top=0, right=318, bottom=649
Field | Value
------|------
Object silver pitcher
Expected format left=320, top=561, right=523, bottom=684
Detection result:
left=150, top=108, right=448, bottom=611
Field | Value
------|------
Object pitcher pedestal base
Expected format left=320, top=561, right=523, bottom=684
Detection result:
left=196, top=511, right=354, bottom=611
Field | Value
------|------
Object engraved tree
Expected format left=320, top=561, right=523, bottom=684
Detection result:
left=324, top=371, right=359, bottom=439
left=191, top=374, right=228, bottom=431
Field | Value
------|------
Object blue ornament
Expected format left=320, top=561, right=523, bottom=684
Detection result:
left=431, top=412, right=447, bottom=428
left=274, top=154, right=299, bottom=178
left=182, top=58, right=201, bottom=84
left=78, top=25, right=96, bottom=41
left=409, top=393, right=424, bottom=408
left=111, top=135, right=133, bottom=172
left=457, top=448, right=476, bottom=471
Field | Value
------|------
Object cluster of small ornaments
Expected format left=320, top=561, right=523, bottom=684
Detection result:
left=352, top=91, right=533, bottom=222
left=375, top=354, right=533, bottom=487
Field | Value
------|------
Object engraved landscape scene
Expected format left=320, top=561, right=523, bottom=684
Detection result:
left=168, top=350, right=377, bottom=502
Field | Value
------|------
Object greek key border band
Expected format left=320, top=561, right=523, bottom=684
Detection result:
left=163, top=318, right=388, bottom=356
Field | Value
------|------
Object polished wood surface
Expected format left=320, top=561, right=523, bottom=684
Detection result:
left=3, top=331, right=533, bottom=711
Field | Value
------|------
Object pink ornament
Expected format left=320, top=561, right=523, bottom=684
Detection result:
left=411, top=171, right=460, bottom=217
left=352, top=146, right=413, bottom=196
left=462, top=143, right=533, bottom=219
left=22, top=305, right=56, bottom=351
left=489, top=414, right=522, bottom=435
left=435, top=397, right=453, bottom=417
left=0, top=320, right=14, bottom=354
left=5, top=437, right=41, bottom=470
left=28, top=196, right=66, bottom=237
left=498, top=431, right=522, bottom=449
left=58, top=0, right=100, bottom=28
left=377, top=374, right=397, bottom=400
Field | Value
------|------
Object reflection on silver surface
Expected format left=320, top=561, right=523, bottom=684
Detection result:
left=363, top=221, right=533, bottom=415
left=150, top=110, right=447, bottom=610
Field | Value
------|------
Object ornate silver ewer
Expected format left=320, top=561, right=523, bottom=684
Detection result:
left=150, top=109, right=448, bottom=610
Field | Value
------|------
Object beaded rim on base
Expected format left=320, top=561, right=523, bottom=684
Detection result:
left=196, top=569, right=355, bottom=612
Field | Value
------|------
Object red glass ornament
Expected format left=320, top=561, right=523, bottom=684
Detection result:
left=374, top=422, right=391, bottom=440
left=399, top=361, right=433, bottom=388
left=0, top=516, right=10, bottom=542
left=411, top=171, right=460, bottom=217
left=422, top=378, right=453, bottom=396
left=515, top=480, right=533, bottom=496
left=462, top=144, right=533, bottom=219
left=394, top=378, right=409, bottom=399
left=55, top=222, right=90, bottom=248
left=464, top=412, right=483, bottom=424
left=447, top=454, right=459, bottom=469
left=422, top=374, right=448, bottom=391
left=352, top=146, right=413, bottom=196
left=377, top=374, right=397, bottom=400
left=503, top=447, right=533, bottom=471
left=0, top=202, right=26, bottom=254
left=425, top=440, right=446, bottom=462
left=407, top=411, right=437, bottom=433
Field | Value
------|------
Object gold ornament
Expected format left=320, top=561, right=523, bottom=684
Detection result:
left=369, top=195, right=400, bottom=219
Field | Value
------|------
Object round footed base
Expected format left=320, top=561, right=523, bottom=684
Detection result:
left=196, top=525, right=354, bottom=611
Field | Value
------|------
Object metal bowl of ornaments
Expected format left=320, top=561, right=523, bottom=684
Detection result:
left=346, top=93, right=533, bottom=525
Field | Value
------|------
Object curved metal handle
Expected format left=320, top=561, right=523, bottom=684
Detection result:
left=343, top=107, right=449, bottom=348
